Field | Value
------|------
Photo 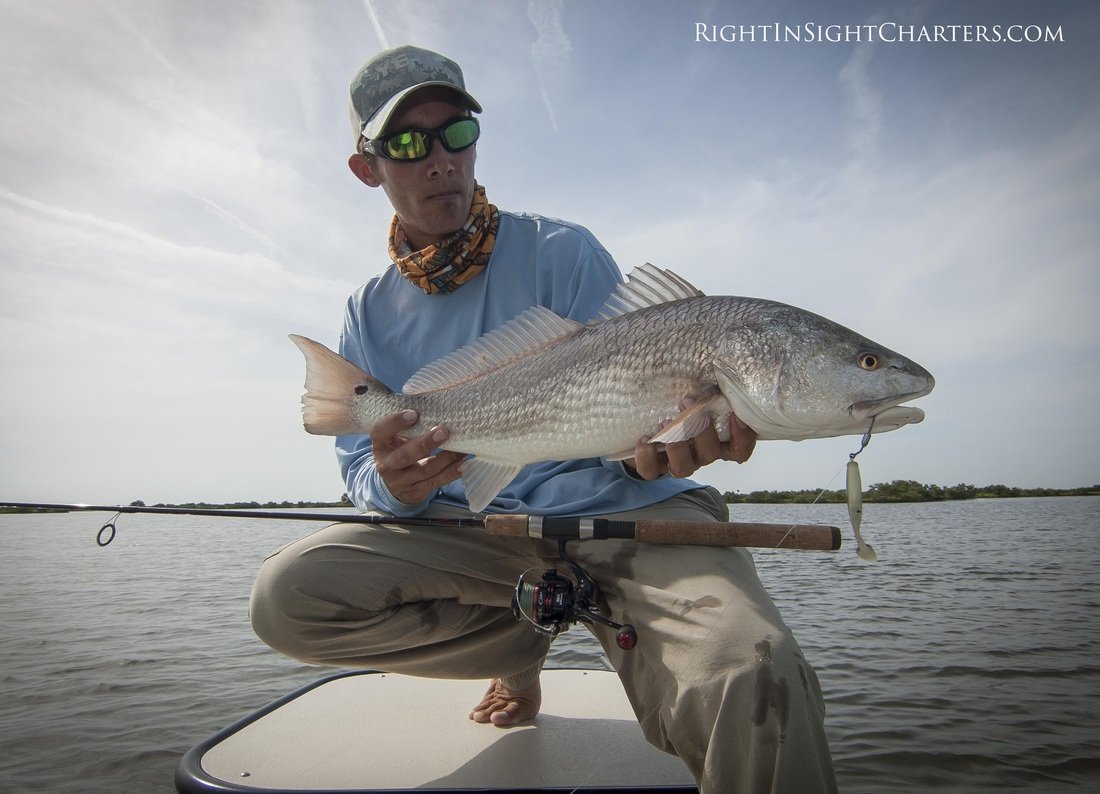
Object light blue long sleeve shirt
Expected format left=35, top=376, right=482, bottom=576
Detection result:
left=336, top=210, right=700, bottom=516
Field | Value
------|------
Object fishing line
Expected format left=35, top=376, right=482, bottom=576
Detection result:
left=769, top=460, right=847, bottom=550
left=770, top=416, right=878, bottom=561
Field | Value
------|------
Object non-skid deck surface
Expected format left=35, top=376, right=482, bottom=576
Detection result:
left=186, top=669, right=695, bottom=792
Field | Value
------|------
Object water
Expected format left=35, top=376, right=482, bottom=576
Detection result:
left=1, top=498, right=1098, bottom=792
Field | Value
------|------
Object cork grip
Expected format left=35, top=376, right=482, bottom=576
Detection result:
left=633, top=521, right=841, bottom=550
left=483, top=515, right=841, bottom=550
left=482, top=515, right=530, bottom=537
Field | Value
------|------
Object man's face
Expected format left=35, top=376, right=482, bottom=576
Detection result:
left=351, top=89, right=477, bottom=250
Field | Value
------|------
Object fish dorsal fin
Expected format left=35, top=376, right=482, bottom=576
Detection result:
left=598, top=263, right=705, bottom=320
left=403, top=305, right=583, bottom=394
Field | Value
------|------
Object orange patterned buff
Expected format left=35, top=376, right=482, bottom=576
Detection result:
left=389, top=184, right=500, bottom=294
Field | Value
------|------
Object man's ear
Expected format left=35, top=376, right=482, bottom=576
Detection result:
left=348, top=153, right=382, bottom=187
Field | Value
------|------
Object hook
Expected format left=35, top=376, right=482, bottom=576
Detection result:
left=849, top=415, right=876, bottom=461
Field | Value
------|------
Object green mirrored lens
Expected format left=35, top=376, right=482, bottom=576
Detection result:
left=375, top=119, right=478, bottom=160
left=442, top=119, right=479, bottom=150
left=385, top=131, right=429, bottom=160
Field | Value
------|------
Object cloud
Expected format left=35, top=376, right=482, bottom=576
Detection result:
left=363, top=0, right=390, bottom=49
left=103, top=1, right=179, bottom=75
left=838, top=43, right=883, bottom=161
left=0, top=186, right=348, bottom=346
left=188, top=192, right=297, bottom=264
left=527, top=0, right=572, bottom=133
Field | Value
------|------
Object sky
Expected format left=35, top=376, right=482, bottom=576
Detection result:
left=1, top=0, right=1097, bottom=505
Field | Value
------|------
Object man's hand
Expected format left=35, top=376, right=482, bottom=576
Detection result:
left=627, top=408, right=757, bottom=481
left=370, top=410, right=465, bottom=505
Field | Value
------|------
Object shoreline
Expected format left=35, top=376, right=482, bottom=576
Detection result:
left=3, top=486, right=1097, bottom=514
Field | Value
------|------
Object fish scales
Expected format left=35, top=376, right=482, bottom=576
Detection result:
left=398, top=299, right=718, bottom=461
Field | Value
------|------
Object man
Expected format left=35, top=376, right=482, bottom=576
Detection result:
left=251, top=45, right=836, bottom=793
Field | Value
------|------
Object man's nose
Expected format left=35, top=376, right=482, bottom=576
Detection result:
left=424, top=144, right=456, bottom=177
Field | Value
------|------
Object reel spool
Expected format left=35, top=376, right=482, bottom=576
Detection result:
left=512, top=541, right=638, bottom=650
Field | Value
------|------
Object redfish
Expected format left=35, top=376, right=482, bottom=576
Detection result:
left=291, top=265, right=934, bottom=512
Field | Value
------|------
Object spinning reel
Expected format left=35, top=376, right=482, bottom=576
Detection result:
left=512, top=539, right=638, bottom=651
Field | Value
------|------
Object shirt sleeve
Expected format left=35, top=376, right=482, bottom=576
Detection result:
left=548, top=236, right=622, bottom=322
left=335, top=296, right=434, bottom=516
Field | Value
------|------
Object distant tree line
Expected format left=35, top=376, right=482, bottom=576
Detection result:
left=130, top=483, right=1100, bottom=508
left=723, top=480, right=1100, bottom=504
left=131, top=496, right=353, bottom=509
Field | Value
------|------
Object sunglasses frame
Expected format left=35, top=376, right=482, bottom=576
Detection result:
left=362, top=116, right=480, bottom=161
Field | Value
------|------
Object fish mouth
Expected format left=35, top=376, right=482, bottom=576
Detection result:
left=849, top=390, right=931, bottom=420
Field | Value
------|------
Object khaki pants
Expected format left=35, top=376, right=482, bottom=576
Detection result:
left=250, top=488, right=836, bottom=793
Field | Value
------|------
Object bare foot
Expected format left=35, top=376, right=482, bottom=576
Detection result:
left=468, top=678, right=541, bottom=726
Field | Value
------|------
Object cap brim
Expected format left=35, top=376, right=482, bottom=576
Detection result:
left=361, top=82, right=482, bottom=140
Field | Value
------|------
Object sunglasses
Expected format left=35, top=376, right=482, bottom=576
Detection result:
left=363, top=117, right=480, bottom=161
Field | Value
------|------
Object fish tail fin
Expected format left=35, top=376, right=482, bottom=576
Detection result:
left=289, top=334, right=390, bottom=436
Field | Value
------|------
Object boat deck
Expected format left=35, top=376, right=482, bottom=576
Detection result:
left=176, top=668, right=696, bottom=793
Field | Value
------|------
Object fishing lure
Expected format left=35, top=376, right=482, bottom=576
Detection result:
left=847, top=419, right=878, bottom=562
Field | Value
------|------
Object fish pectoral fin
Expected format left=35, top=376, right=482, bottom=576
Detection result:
left=650, top=393, right=728, bottom=445
left=460, top=458, right=523, bottom=514
left=605, top=448, right=636, bottom=462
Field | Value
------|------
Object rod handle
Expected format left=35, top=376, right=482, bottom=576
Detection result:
left=482, top=514, right=529, bottom=537
left=633, top=520, right=841, bottom=550
left=484, top=515, right=841, bottom=550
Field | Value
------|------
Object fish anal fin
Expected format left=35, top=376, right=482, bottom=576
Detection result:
left=403, top=306, right=583, bottom=394
left=460, top=458, right=524, bottom=513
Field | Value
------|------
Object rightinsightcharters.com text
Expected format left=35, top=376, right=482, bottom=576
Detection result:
left=694, top=22, right=1064, bottom=44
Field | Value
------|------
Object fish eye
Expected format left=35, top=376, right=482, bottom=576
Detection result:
left=857, top=353, right=880, bottom=371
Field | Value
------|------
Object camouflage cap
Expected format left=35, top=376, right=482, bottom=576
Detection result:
left=349, top=45, right=482, bottom=146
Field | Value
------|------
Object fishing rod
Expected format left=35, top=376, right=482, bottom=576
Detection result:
left=2, top=500, right=840, bottom=652
left=0, top=501, right=841, bottom=551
